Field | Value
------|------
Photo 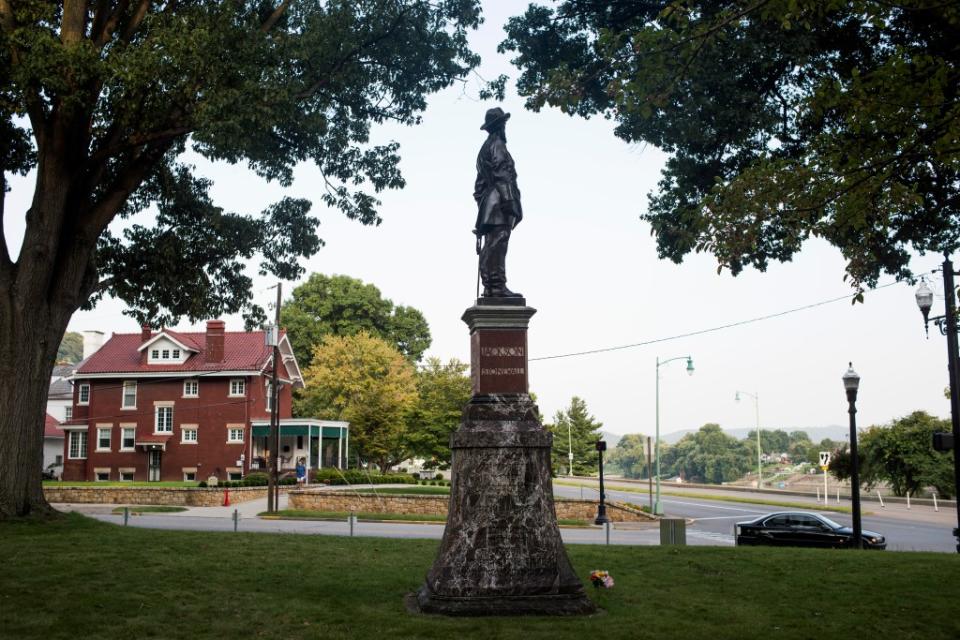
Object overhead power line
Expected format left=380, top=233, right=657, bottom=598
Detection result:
left=529, top=280, right=903, bottom=363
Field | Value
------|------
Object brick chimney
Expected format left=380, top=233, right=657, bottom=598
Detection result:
left=140, top=325, right=152, bottom=364
left=206, top=320, right=225, bottom=362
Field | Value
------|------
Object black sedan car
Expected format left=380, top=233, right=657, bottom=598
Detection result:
left=735, top=512, right=886, bottom=550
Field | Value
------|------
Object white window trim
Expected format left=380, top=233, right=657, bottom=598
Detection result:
left=154, top=403, right=174, bottom=435
left=94, top=468, right=111, bottom=482
left=96, top=426, right=112, bottom=452
left=78, top=383, right=90, bottom=406
left=68, top=431, right=87, bottom=459
left=121, top=381, right=137, bottom=410
left=183, top=379, right=199, bottom=398
left=265, top=381, right=273, bottom=413
left=64, top=406, right=73, bottom=421
left=226, top=425, right=245, bottom=444
left=228, top=379, right=246, bottom=397
left=181, top=425, right=198, bottom=444
left=118, top=471, right=135, bottom=482
left=119, top=426, right=136, bottom=452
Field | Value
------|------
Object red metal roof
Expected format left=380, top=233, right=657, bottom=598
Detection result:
left=76, top=330, right=273, bottom=375
left=44, top=414, right=63, bottom=438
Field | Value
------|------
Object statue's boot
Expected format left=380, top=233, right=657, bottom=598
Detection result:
left=483, top=286, right=523, bottom=298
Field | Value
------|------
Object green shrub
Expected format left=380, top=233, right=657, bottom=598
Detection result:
left=243, top=473, right=269, bottom=487
left=434, top=473, right=444, bottom=481
left=198, top=481, right=207, bottom=488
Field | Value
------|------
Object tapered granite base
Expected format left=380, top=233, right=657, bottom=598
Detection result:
left=415, top=396, right=596, bottom=616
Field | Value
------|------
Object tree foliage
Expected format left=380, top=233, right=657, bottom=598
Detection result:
left=608, top=433, right=648, bottom=479
left=297, top=332, right=418, bottom=473
left=545, top=396, right=603, bottom=475
left=404, top=357, right=471, bottom=470
left=0, top=0, right=481, bottom=517
left=280, top=273, right=431, bottom=369
left=56, top=332, right=83, bottom=364
left=500, top=1, right=960, bottom=293
left=663, top=424, right=753, bottom=484
left=832, top=411, right=955, bottom=498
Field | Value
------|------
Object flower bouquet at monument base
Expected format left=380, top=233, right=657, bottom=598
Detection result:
left=589, top=570, right=614, bottom=589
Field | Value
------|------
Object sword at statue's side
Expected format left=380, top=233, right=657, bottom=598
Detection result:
left=475, top=232, right=482, bottom=299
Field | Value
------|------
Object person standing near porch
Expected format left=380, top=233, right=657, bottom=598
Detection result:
left=296, top=458, right=307, bottom=485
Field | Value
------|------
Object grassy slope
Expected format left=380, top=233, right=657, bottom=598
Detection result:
left=3, top=514, right=959, bottom=640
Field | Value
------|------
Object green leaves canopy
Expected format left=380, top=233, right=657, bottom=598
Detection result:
left=662, top=424, right=753, bottom=483
left=545, top=396, right=603, bottom=475
left=500, top=1, right=960, bottom=292
left=404, top=357, right=471, bottom=469
left=280, top=273, right=431, bottom=369
left=608, top=433, right=648, bottom=480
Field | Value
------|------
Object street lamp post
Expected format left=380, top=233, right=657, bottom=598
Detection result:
left=654, top=355, right=694, bottom=516
left=842, top=363, right=863, bottom=549
left=735, top=390, right=762, bottom=489
left=595, top=440, right=609, bottom=525
left=915, top=254, right=960, bottom=553
left=567, top=420, right=574, bottom=476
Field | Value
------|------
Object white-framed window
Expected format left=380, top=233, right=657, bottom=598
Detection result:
left=120, top=427, right=136, bottom=451
left=151, top=349, right=159, bottom=359
left=155, top=406, right=173, bottom=433
left=227, top=426, right=244, bottom=443
left=122, top=381, right=137, bottom=409
left=181, top=426, right=198, bottom=444
left=119, top=469, right=134, bottom=482
left=265, top=381, right=273, bottom=412
left=96, top=427, right=112, bottom=451
left=161, top=349, right=170, bottom=359
left=229, top=379, right=246, bottom=397
left=228, top=471, right=243, bottom=481
left=68, top=431, right=87, bottom=459
left=183, top=470, right=197, bottom=482
left=78, top=383, right=90, bottom=405
left=172, top=349, right=181, bottom=359
left=183, top=379, right=199, bottom=397
left=95, top=469, right=110, bottom=482
left=64, top=406, right=73, bottom=421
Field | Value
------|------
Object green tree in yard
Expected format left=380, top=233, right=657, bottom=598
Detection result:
left=0, top=1, right=480, bottom=517
left=405, top=358, right=471, bottom=470
left=56, top=332, right=83, bottom=364
left=500, top=1, right=960, bottom=296
left=664, top=424, right=753, bottom=484
left=860, top=411, right=954, bottom=498
left=280, top=273, right=431, bottom=369
left=545, top=397, right=603, bottom=475
left=298, top=332, right=418, bottom=474
left=608, top=434, right=648, bottom=480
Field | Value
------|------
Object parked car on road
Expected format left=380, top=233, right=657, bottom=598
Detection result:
left=735, top=512, right=886, bottom=550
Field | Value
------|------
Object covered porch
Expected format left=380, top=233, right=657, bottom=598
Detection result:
left=249, top=419, right=349, bottom=473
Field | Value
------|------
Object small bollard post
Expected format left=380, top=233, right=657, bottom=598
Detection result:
left=836, top=488, right=840, bottom=504
left=933, top=492, right=940, bottom=512
left=877, top=491, right=885, bottom=508
left=123, top=507, right=129, bottom=526
left=349, top=511, right=355, bottom=537
left=605, top=521, right=610, bottom=546
left=906, top=492, right=911, bottom=510
left=816, top=486, right=820, bottom=503
left=233, top=508, right=238, bottom=532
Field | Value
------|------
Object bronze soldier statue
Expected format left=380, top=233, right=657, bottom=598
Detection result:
left=474, top=107, right=522, bottom=298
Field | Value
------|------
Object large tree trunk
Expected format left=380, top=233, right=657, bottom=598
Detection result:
left=0, top=152, right=97, bottom=519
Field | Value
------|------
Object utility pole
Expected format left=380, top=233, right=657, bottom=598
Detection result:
left=646, top=436, right=653, bottom=512
left=266, top=283, right=282, bottom=513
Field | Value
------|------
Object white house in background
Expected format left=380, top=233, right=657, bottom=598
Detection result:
left=43, top=413, right=64, bottom=475
left=47, top=331, right=105, bottom=422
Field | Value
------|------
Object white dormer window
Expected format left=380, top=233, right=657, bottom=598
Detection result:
left=229, top=379, right=246, bottom=397
left=145, top=337, right=192, bottom=364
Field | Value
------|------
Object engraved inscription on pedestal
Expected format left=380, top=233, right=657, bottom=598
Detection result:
left=470, top=330, right=528, bottom=395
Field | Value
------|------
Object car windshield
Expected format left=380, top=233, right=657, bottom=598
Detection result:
left=817, top=515, right=843, bottom=529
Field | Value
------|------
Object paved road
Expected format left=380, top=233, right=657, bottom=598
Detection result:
left=555, top=484, right=958, bottom=552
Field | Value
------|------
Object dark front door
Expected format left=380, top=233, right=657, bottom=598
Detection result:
left=148, top=450, right=162, bottom=482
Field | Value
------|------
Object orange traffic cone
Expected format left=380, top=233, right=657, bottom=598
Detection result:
left=223, top=488, right=231, bottom=507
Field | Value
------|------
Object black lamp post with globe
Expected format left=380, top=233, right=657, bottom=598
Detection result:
left=842, top=363, right=862, bottom=550
left=594, top=440, right=610, bottom=526
left=915, top=254, right=960, bottom=553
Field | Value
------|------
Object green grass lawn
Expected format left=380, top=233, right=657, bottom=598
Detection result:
left=3, top=514, right=959, bottom=640
left=109, top=506, right=188, bottom=515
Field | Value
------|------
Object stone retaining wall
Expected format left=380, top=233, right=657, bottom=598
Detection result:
left=43, top=485, right=289, bottom=506
left=287, top=490, right=653, bottom=522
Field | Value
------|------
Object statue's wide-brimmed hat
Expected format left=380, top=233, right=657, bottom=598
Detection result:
left=480, top=107, right=511, bottom=131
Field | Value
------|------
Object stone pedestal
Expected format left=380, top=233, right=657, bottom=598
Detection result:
left=415, top=300, right=595, bottom=616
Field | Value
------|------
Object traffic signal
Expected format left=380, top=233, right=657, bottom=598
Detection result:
left=933, top=432, right=954, bottom=452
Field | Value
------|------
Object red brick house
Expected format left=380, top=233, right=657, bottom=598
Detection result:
left=60, top=320, right=348, bottom=482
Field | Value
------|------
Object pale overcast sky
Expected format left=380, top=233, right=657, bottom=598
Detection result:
left=3, top=3, right=951, bottom=438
